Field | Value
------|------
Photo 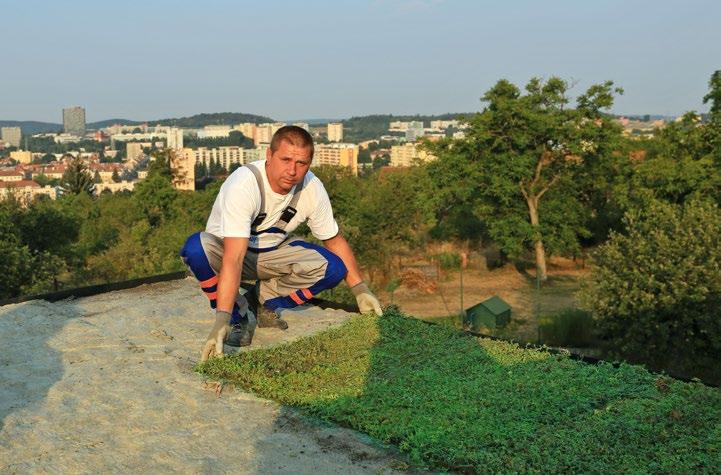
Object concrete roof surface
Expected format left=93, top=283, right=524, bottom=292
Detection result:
left=0, top=278, right=407, bottom=474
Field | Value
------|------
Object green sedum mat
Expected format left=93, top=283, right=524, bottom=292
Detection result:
left=198, top=307, right=721, bottom=474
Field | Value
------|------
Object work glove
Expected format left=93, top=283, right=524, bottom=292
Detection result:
left=351, top=281, right=383, bottom=315
left=201, top=310, right=231, bottom=362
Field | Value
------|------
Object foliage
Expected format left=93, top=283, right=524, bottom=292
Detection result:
left=61, top=157, right=96, bottom=195
left=433, top=251, right=461, bottom=270
left=539, top=308, right=596, bottom=347
left=311, top=165, right=436, bottom=279
left=580, top=199, right=721, bottom=372
left=341, top=113, right=468, bottom=142
left=150, top=112, right=273, bottom=128
left=27, top=136, right=105, bottom=154
left=427, top=77, right=625, bottom=279
left=0, top=197, right=75, bottom=298
left=183, top=130, right=253, bottom=149
left=199, top=308, right=721, bottom=473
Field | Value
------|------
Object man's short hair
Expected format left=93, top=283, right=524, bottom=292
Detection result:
left=270, top=125, right=314, bottom=158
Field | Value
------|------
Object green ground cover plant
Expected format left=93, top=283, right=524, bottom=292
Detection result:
left=199, top=307, right=721, bottom=474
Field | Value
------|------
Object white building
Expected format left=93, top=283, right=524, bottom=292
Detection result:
left=167, top=127, right=184, bottom=150
left=1, top=127, right=21, bottom=147
left=405, top=121, right=425, bottom=141
left=191, top=146, right=244, bottom=170
left=0, top=180, right=57, bottom=203
left=327, top=123, right=343, bottom=142
left=197, top=125, right=232, bottom=139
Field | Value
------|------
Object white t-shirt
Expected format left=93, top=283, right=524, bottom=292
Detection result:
left=205, top=160, right=339, bottom=250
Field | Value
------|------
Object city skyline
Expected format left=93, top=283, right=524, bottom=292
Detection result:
left=2, top=0, right=720, bottom=122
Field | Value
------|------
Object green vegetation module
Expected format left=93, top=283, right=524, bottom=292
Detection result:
left=199, top=308, right=721, bottom=474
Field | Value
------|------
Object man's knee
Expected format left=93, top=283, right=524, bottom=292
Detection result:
left=289, top=241, right=347, bottom=291
left=180, top=232, right=215, bottom=281
left=323, top=250, right=347, bottom=289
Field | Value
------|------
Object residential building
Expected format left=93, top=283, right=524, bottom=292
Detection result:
left=198, top=125, right=232, bottom=139
left=31, top=164, right=66, bottom=181
left=191, top=146, right=244, bottom=170
left=390, top=143, right=436, bottom=167
left=327, top=123, right=343, bottom=142
left=1, top=127, right=21, bottom=147
left=430, top=120, right=460, bottom=130
left=9, top=150, right=33, bottom=164
left=95, top=181, right=135, bottom=194
left=170, top=149, right=195, bottom=191
left=244, top=144, right=270, bottom=163
left=126, top=142, right=145, bottom=162
left=270, top=122, right=286, bottom=137
left=0, top=170, right=24, bottom=182
left=405, top=121, right=425, bottom=141
left=104, top=123, right=149, bottom=135
left=313, top=143, right=358, bottom=175
left=0, top=180, right=57, bottom=203
left=54, top=133, right=81, bottom=144
left=235, top=123, right=256, bottom=140
left=254, top=124, right=273, bottom=144
left=389, top=121, right=411, bottom=132
left=63, top=106, right=86, bottom=136
left=167, top=127, right=183, bottom=150
left=293, top=122, right=310, bottom=131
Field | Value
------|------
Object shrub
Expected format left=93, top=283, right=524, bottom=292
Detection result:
left=539, top=308, right=596, bottom=347
left=580, top=199, right=721, bottom=367
left=434, top=251, right=461, bottom=270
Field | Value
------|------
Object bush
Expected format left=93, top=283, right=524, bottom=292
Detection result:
left=434, top=251, right=461, bottom=270
left=539, top=308, right=596, bottom=347
left=580, top=199, right=721, bottom=368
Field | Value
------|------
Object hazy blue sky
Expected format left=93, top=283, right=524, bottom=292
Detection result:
left=2, top=0, right=720, bottom=122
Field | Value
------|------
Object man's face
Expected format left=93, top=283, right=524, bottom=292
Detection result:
left=265, top=140, right=312, bottom=194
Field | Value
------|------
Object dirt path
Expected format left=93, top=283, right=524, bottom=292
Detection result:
left=389, top=258, right=585, bottom=343
left=0, top=278, right=410, bottom=474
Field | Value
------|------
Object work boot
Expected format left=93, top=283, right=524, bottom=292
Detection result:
left=246, top=282, right=289, bottom=330
left=225, top=311, right=257, bottom=347
left=257, top=307, right=288, bottom=330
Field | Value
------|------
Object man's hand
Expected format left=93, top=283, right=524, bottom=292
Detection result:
left=201, top=311, right=231, bottom=362
left=351, top=281, right=383, bottom=315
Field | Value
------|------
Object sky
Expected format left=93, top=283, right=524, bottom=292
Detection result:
left=2, top=0, right=720, bottom=123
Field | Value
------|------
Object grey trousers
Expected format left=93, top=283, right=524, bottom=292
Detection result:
left=180, top=231, right=348, bottom=316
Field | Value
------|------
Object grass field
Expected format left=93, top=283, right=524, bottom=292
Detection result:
left=198, top=308, right=721, bottom=474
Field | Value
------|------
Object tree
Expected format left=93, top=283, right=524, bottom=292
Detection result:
left=61, top=157, right=95, bottom=195
left=37, top=153, right=56, bottom=164
left=111, top=169, right=121, bottom=183
left=93, top=170, right=102, bottom=184
left=428, top=77, right=624, bottom=280
left=702, top=70, right=721, bottom=122
left=580, top=199, right=721, bottom=373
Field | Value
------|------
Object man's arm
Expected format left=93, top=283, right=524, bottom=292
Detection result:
left=323, top=233, right=382, bottom=315
left=322, top=233, right=362, bottom=287
left=200, top=236, right=248, bottom=361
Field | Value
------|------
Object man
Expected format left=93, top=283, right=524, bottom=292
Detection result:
left=180, top=125, right=382, bottom=362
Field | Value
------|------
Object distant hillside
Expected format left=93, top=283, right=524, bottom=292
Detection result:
left=87, top=118, right=144, bottom=129
left=0, top=120, right=61, bottom=135
left=341, top=113, right=472, bottom=142
left=1, top=113, right=274, bottom=136
left=149, top=112, right=274, bottom=128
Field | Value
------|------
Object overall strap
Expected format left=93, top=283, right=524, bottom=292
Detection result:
left=247, top=165, right=266, bottom=229
left=273, top=178, right=306, bottom=231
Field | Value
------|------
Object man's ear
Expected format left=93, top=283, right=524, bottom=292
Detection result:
left=266, top=147, right=272, bottom=160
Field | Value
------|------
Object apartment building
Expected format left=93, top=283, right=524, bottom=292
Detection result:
left=312, top=143, right=358, bottom=175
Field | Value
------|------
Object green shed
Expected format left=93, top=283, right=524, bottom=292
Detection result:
left=465, top=296, right=511, bottom=331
